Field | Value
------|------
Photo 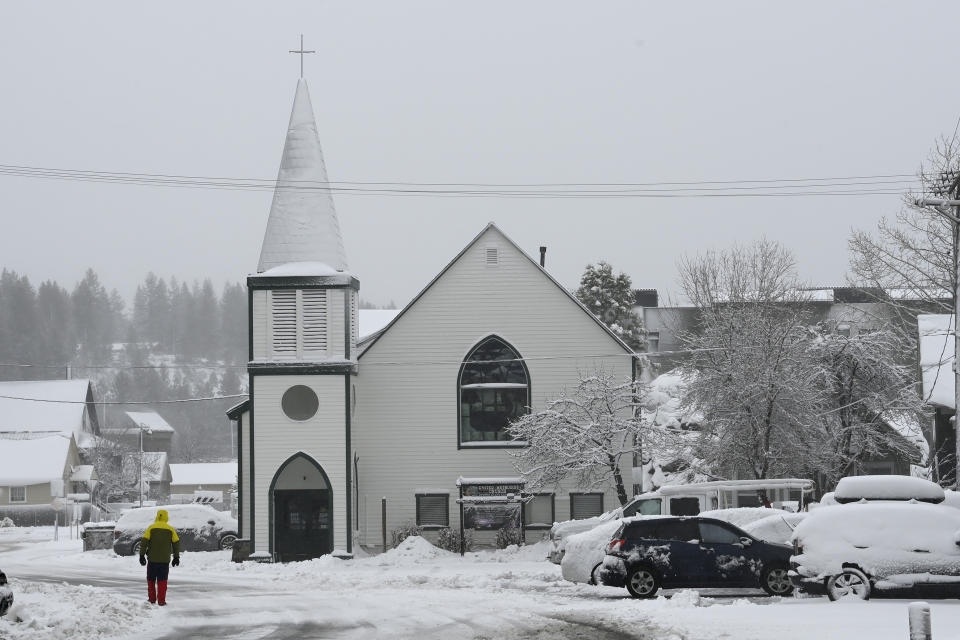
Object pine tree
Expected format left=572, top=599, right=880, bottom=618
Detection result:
left=575, top=262, right=646, bottom=350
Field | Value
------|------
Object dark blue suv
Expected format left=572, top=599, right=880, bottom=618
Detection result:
left=599, top=516, right=794, bottom=598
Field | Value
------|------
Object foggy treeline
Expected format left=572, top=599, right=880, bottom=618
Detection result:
left=0, top=267, right=248, bottom=462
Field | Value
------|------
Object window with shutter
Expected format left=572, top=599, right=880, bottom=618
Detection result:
left=523, top=494, right=554, bottom=529
left=271, top=290, right=297, bottom=357
left=415, top=494, right=449, bottom=527
left=301, top=289, right=328, bottom=355
left=570, top=493, right=604, bottom=520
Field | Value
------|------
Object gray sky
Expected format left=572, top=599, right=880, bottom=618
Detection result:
left=1, top=1, right=958, bottom=308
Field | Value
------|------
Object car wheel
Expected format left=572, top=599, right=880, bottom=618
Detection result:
left=826, top=568, right=871, bottom=601
left=132, top=540, right=141, bottom=556
left=625, top=566, right=660, bottom=599
left=219, top=534, right=238, bottom=550
left=589, top=562, right=602, bottom=586
left=761, top=566, right=793, bottom=596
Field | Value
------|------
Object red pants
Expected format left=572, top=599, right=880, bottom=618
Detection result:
left=146, top=562, right=170, bottom=605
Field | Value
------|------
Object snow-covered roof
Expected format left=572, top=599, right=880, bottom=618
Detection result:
left=70, top=465, right=96, bottom=482
left=139, top=452, right=171, bottom=482
left=918, top=314, right=954, bottom=409
left=0, top=433, right=73, bottom=485
left=260, top=261, right=344, bottom=277
left=882, top=412, right=929, bottom=460
left=169, top=462, right=237, bottom=487
left=0, top=379, right=95, bottom=436
left=257, top=78, right=348, bottom=274
left=359, top=309, right=401, bottom=341
left=123, top=410, right=174, bottom=433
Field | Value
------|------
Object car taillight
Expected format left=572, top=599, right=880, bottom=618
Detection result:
left=114, top=530, right=121, bottom=538
left=608, top=538, right=626, bottom=553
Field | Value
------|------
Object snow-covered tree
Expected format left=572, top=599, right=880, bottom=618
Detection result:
left=507, top=370, right=644, bottom=505
left=801, top=323, right=928, bottom=488
left=575, top=262, right=646, bottom=350
left=678, top=240, right=819, bottom=479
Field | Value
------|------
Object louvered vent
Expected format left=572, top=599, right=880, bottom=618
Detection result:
left=271, top=290, right=298, bottom=357
left=485, top=246, right=500, bottom=266
left=301, top=289, right=328, bottom=354
left=350, top=291, right=358, bottom=353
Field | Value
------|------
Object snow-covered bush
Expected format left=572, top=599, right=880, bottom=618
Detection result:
left=390, top=523, right=422, bottom=547
left=495, top=525, right=523, bottom=549
left=436, top=527, right=473, bottom=553
left=0, top=517, right=13, bottom=528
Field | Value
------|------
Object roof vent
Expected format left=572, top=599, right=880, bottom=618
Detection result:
left=485, top=246, right=500, bottom=266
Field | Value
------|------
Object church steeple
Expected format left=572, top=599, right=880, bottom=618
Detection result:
left=257, top=79, right=348, bottom=273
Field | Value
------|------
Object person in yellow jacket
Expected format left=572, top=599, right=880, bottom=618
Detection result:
left=138, top=509, right=180, bottom=606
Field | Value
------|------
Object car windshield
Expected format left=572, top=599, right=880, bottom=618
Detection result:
left=624, top=498, right=661, bottom=517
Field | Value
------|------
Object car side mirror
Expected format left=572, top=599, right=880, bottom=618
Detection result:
left=739, top=537, right=753, bottom=547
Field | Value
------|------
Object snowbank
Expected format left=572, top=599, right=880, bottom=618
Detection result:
left=0, top=579, right=156, bottom=640
left=834, top=475, right=944, bottom=503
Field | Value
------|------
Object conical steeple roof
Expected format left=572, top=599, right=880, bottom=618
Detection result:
left=257, top=79, right=348, bottom=273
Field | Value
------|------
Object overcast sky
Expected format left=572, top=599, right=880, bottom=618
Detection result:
left=1, top=2, right=958, bottom=308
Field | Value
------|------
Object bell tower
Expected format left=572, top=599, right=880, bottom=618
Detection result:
left=244, top=77, right=357, bottom=561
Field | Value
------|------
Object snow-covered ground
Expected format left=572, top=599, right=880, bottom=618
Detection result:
left=3, top=526, right=960, bottom=639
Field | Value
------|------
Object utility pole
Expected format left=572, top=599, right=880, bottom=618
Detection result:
left=917, top=171, right=960, bottom=486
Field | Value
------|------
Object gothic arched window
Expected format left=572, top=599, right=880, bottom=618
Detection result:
left=459, top=336, right=530, bottom=445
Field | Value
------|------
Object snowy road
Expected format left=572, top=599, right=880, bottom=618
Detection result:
left=6, top=528, right=960, bottom=640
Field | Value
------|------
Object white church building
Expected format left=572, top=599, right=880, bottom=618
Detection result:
left=227, top=78, right=639, bottom=561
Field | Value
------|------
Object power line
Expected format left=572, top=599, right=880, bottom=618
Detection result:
left=0, top=392, right=248, bottom=406
left=0, top=163, right=922, bottom=198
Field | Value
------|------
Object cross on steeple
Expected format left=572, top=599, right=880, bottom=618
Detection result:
left=289, top=34, right=315, bottom=78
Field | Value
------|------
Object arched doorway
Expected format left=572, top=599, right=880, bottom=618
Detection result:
left=269, top=453, right=333, bottom=562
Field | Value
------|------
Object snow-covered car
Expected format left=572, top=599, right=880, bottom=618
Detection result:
left=743, top=512, right=807, bottom=545
left=112, top=504, right=239, bottom=556
left=560, top=519, right=626, bottom=584
left=600, top=516, right=794, bottom=598
left=790, top=501, right=960, bottom=601
left=0, top=569, right=12, bottom=617
left=558, top=508, right=793, bottom=585
left=548, top=479, right=813, bottom=564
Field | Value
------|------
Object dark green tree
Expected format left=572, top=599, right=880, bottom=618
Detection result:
left=575, top=262, right=646, bottom=350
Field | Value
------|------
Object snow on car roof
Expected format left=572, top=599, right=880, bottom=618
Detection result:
left=116, top=504, right=235, bottom=529
left=834, top=475, right=944, bottom=504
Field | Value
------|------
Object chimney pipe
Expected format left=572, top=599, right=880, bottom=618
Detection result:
left=539, top=246, right=547, bottom=268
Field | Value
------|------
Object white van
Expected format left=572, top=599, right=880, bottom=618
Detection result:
left=548, top=478, right=814, bottom=565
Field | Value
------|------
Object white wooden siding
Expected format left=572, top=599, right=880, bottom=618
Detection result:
left=252, top=290, right=268, bottom=360
left=239, top=409, right=251, bottom=538
left=355, top=226, right=633, bottom=546
left=251, top=375, right=347, bottom=553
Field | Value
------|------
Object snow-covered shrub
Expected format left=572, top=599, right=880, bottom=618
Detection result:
left=436, top=527, right=473, bottom=553
left=391, top=523, right=422, bottom=547
left=0, top=517, right=13, bottom=528
left=495, top=525, right=523, bottom=549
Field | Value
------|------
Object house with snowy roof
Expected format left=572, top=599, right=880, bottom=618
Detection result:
left=0, top=433, right=99, bottom=525
left=226, top=78, right=638, bottom=561
left=169, top=462, right=237, bottom=509
left=101, top=409, right=175, bottom=454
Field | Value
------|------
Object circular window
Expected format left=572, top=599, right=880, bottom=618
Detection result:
left=281, top=385, right=319, bottom=421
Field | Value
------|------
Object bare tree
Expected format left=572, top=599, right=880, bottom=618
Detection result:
left=82, top=436, right=163, bottom=503
left=849, top=133, right=958, bottom=321
left=507, top=370, right=643, bottom=506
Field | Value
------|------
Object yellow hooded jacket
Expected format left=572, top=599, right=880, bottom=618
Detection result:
left=140, top=509, right=181, bottom=564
